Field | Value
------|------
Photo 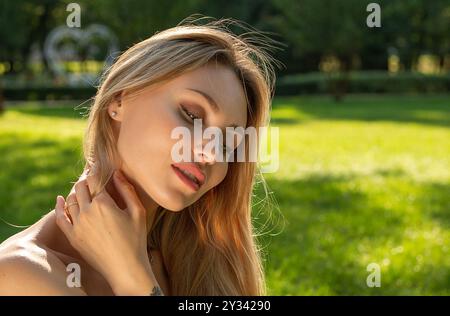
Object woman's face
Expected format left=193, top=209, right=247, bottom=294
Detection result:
left=109, top=63, right=248, bottom=211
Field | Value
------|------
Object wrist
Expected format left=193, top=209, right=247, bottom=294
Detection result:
left=110, top=258, right=159, bottom=296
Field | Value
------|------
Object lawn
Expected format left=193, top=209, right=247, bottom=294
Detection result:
left=0, top=94, right=449, bottom=295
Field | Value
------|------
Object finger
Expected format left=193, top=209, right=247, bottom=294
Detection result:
left=84, top=169, right=101, bottom=201
left=92, top=189, right=117, bottom=211
left=66, top=167, right=90, bottom=202
left=74, top=178, right=92, bottom=210
left=82, top=165, right=91, bottom=176
left=54, top=195, right=73, bottom=238
left=65, top=192, right=80, bottom=222
left=113, top=170, right=146, bottom=221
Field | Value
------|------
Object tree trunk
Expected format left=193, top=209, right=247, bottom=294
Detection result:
left=328, top=55, right=351, bottom=102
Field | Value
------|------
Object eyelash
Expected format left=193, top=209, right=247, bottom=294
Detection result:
left=181, top=105, right=200, bottom=121
left=180, top=105, right=233, bottom=154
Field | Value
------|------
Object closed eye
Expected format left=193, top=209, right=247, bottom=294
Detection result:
left=180, top=105, right=201, bottom=121
left=180, top=105, right=235, bottom=156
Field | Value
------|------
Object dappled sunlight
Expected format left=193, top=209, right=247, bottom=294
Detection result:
left=259, top=95, right=450, bottom=295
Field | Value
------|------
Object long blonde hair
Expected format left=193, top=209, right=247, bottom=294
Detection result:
left=82, top=15, right=282, bottom=295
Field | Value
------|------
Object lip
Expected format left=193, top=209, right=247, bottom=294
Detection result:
left=171, top=163, right=206, bottom=191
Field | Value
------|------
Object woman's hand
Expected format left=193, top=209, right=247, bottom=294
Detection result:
left=54, top=169, right=162, bottom=295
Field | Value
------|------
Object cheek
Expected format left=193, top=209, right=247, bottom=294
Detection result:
left=116, top=101, right=177, bottom=179
left=115, top=98, right=198, bottom=211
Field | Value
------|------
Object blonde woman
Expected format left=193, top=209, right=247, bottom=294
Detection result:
left=0, top=17, right=280, bottom=296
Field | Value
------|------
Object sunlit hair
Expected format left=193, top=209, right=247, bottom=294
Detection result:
left=82, top=15, right=283, bottom=295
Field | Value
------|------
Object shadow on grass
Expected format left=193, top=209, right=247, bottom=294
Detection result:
left=10, top=104, right=89, bottom=120
left=255, top=170, right=450, bottom=294
left=272, top=95, right=450, bottom=128
left=0, top=134, right=84, bottom=242
left=270, top=117, right=302, bottom=125
left=416, top=182, right=450, bottom=229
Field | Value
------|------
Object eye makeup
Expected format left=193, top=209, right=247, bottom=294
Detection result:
left=177, top=96, right=243, bottom=155
left=180, top=104, right=202, bottom=122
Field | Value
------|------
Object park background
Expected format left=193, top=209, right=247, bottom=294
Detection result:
left=0, top=0, right=449, bottom=295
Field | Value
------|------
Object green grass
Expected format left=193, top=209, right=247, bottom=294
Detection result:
left=0, top=95, right=449, bottom=295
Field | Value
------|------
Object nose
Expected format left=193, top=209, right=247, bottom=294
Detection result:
left=192, top=139, right=217, bottom=164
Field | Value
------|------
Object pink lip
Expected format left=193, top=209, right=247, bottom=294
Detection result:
left=171, top=163, right=206, bottom=191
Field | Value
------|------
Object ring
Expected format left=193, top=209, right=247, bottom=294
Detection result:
left=65, top=201, right=79, bottom=208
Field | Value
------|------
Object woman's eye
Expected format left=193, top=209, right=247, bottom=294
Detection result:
left=181, top=105, right=200, bottom=122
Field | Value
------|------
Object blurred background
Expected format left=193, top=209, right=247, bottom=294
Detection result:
left=0, top=0, right=448, bottom=295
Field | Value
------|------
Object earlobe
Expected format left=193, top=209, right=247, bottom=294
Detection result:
left=108, top=92, right=125, bottom=120
left=108, top=99, right=122, bottom=120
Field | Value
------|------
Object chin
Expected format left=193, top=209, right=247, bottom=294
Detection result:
left=148, top=186, right=195, bottom=212
left=161, top=201, right=188, bottom=212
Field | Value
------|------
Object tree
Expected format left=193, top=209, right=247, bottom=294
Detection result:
left=270, top=0, right=368, bottom=100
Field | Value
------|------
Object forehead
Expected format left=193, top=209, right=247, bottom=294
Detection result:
left=168, top=63, right=248, bottom=128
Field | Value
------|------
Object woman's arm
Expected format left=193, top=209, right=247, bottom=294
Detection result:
left=54, top=169, right=164, bottom=296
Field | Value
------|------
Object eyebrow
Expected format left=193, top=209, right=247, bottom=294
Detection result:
left=186, top=88, right=221, bottom=113
left=186, top=88, right=240, bottom=128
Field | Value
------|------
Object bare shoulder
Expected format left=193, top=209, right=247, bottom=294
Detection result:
left=0, top=238, right=86, bottom=296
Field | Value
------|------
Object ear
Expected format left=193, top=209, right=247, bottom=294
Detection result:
left=107, top=92, right=125, bottom=121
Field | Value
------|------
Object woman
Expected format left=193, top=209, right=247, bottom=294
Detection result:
left=0, top=17, right=280, bottom=296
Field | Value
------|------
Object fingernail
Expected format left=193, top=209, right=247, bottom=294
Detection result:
left=56, top=195, right=62, bottom=207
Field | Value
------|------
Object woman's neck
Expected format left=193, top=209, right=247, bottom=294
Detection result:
left=105, top=167, right=159, bottom=235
